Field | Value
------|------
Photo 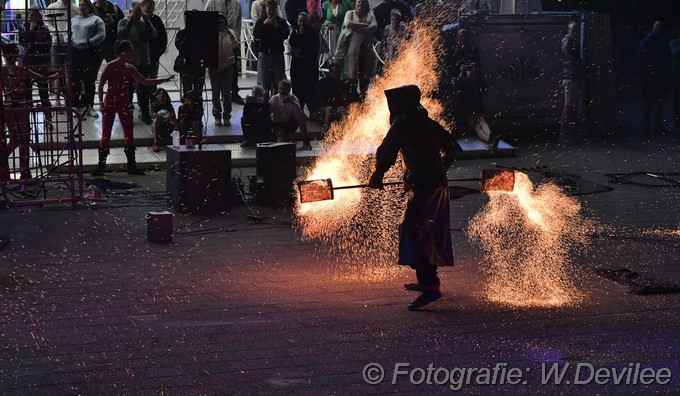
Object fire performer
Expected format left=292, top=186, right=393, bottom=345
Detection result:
left=92, top=39, right=174, bottom=176
left=368, top=85, right=458, bottom=310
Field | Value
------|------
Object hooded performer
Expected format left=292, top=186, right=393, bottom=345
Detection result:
left=368, top=85, right=459, bottom=310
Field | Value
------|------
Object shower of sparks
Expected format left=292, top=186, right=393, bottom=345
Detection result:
left=295, top=20, right=448, bottom=280
left=467, top=173, right=592, bottom=308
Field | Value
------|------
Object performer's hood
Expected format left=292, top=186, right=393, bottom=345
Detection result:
left=385, top=85, right=421, bottom=117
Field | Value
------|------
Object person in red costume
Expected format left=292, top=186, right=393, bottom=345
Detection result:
left=92, top=39, right=174, bottom=176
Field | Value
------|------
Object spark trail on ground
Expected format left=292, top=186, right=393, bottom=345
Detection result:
left=467, top=173, right=591, bottom=307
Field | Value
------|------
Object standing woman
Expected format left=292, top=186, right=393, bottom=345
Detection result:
left=71, top=0, right=105, bottom=117
left=93, top=40, right=174, bottom=176
left=343, top=0, right=377, bottom=96
left=321, top=0, right=352, bottom=58
left=19, top=7, right=53, bottom=118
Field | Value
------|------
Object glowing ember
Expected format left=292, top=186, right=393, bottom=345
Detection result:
left=467, top=173, right=591, bottom=307
left=295, top=22, right=447, bottom=277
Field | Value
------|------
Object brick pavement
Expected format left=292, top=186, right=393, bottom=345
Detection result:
left=1, top=135, right=679, bottom=394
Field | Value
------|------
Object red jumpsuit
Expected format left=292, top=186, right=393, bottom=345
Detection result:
left=100, top=64, right=134, bottom=148
left=1, top=67, right=31, bottom=179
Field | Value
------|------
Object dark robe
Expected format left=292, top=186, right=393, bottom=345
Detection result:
left=374, top=87, right=457, bottom=267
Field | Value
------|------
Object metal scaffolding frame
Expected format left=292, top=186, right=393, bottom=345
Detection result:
left=2, top=5, right=84, bottom=207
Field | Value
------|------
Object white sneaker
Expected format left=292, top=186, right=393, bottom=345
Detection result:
left=87, top=107, right=99, bottom=118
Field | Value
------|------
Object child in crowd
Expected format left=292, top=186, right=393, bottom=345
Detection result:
left=150, top=88, right=177, bottom=152
left=177, top=90, right=203, bottom=144
left=240, top=85, right=272, bottom=147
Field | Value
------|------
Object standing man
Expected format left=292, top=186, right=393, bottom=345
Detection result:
left=368, top=85, right=458, bottom=311
left=670, top=27, right=680, bottom=131
left=253, top=0, right=289, bottom=97
left=92, top=0, right=125, bottom=63
left=205, top=0, right=245, bottom=104
left=289, top=12, right=320, bottom=115
left=560, top=21, right=584, bottom=145
left=637, top=21, right=672, bottom=135
left=142, top=0, right=167, bottom=87
left=45, top=0, right=79, bottom=106
left=118, top=1, right=157, bottom=125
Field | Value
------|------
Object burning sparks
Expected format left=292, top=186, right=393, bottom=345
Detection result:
left=468, top=173, right=590, bottom=308
left=295, top=23, right=446, bottom=278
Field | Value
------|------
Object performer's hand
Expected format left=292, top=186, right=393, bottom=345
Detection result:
left=368, top=171, right=384, bottom=189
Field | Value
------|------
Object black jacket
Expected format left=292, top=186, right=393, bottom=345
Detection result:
left=253, top=15, right=289, bottom=55
left=148, top=13, right=168, bottom=63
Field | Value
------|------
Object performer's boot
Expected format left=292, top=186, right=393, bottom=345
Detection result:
left=408, top=284, right=442, bottom=311
left=124, top=146, right=145, bottom=175
left=90, top=147, right=109, bottom=177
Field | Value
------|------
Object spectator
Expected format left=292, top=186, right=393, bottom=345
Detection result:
left=454, top=63, right=500, bottom=147
left=241, top=85, right=273, bottom=147
left=252, top=0, right=282, bottom=20
left=253, top=0, right=289, bottom=97
left=308, top=11, right=330, bottom=57
left=637, top=21, right=672, bottom=135
left=343, top=0, right=377, bottom=96
left=0, top=43, right=32, bottom=180
left=208, top=13, right=238, bottom=127
left=270, top=79, right=312, bottom=150
left=45, top=0, right=79, bottom=107
left=321, top=0, right=353, bottom=57
left=11, top=13, right=26, bottom=33
left=150, top=88, right=177, bottom=152
left=442, top=28, right=480, bottom=87
left=174, top=27, right=205, bottom=110
left=177, top=90, right=203, bottom=145
left=560, top=21, right=584, bottom=145
left=669, top=27, right=680, bottom=130
left=372, top=0, right=411, bottom=41
left=118, top=1, right=157, bottom=125
left=285, top=0, right=307, bottom=28
left=92, top=0, right=125, bottom=63
left=343, top=78, right=362, bottom=104
left=94, top=40, right=174, bottom=176
left=205, top=0, right=245, bottom=104
left=71, top=0, right=105, bottom=118
left=19, top=7, right=52, bottom=119
left=314, top=62, right=346, bottom=131
left=142, top=0, right=168, bottom=90
left=289, top=12, right=320, bottom=115
left=308, top=0, right=322, bottom=16
left=380, top=8, right=406, bottom=64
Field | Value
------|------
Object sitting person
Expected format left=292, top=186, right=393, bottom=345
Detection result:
left=177, top=90, right=203, bottom=145
left=343, top=78, right=362, bottom=105
left=314, top=63, right=346, bottom=132
left=241, top=85, right=273, bottom=147
left=269, top=79, right=312, bottom=150
left=454, top=62, right=500, bottom=147
left=150, top=88, right=177, bottom=152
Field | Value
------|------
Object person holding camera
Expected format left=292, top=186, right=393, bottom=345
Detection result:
left=253, top=0, right=289, bottom=97
left=117, top=1, right=157, bottom=124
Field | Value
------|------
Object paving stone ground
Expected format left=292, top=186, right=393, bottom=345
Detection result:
left=1, top=135, right=680, bottom=395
